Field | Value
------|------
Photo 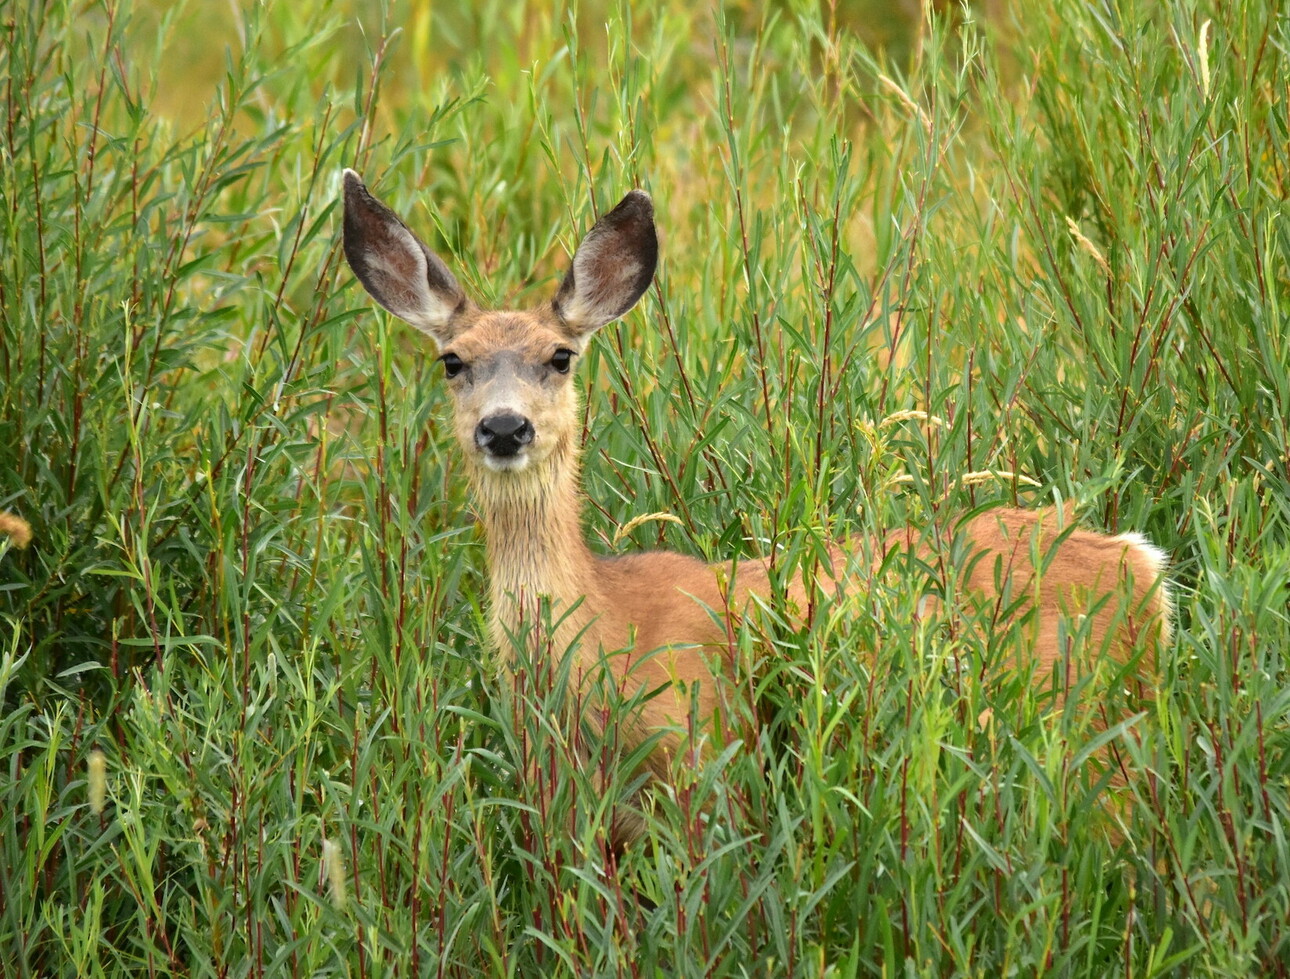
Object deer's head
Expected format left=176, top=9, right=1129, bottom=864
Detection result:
left=341, top=170, right=657, bottom=476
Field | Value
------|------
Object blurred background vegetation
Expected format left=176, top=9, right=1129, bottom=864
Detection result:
left=2, top=0, right=1288, bottom=975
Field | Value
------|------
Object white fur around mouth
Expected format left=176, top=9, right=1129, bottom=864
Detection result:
left=480, top=452, right=531, bottom=473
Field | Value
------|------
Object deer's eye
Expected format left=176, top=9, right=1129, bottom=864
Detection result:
left=549, top=348, right=575, bottom=374
left=440, top=352, right=465, bottom=379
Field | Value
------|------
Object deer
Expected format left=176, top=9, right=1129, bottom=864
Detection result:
left=340, top=170, right=1172, bottom=845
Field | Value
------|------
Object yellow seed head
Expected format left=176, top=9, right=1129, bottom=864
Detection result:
left=878, top=73, right=932, bottom=137
left=959, top=470, right=1041, bottom=488
left=88, top=749, right=107, bottom=814
left=1064, top=217, right=1111, bottom=276
left=1199, top=21, right=1212, bottom=98
left=322, top=837, right=347, bottom=909
left=613, top=511, right=683, bottom=546
left=878, top=410, right=947, bottom=429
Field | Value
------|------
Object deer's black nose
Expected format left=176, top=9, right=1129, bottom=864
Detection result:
left=476, top=414, right=534, bottom=457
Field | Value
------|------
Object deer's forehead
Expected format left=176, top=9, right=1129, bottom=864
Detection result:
left=450, top=312, right=567, bottom=360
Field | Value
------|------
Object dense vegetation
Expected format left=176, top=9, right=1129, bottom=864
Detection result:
left=2, top=0, right=1287, bottom=974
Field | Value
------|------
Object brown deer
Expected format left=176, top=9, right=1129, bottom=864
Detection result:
left=340, top=170, right=1172, bottom=842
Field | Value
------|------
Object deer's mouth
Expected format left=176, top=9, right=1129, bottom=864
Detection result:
left=478, top=450, right=532, bottom=473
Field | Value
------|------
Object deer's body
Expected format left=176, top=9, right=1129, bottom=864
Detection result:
left=477, top=451, right=1169, bottom=780
left=342, top=171, right=1171, bottom=830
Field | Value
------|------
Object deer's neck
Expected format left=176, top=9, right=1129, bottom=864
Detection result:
left=470, top=449, right=597, bottom=649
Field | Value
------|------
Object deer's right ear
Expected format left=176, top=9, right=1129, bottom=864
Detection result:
left=341, top=169, right=467, bottom=345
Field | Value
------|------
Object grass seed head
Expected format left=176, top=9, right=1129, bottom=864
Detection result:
left=88, top=749, right=107, bottom=814
left=612, top=511, right=684, bottom=545
left=322, top=838, right=347, bottom=910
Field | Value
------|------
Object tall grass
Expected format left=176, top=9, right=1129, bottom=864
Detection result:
left=1, top=0, right=1287, bottom=974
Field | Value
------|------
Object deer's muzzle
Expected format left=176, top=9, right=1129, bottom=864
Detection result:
left=476, top=413, right=535, bottom=459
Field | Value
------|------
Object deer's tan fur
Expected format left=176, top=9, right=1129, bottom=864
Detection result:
left=341, top=172, right=1171, bottom=840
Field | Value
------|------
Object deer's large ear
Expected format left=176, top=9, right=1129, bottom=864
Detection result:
left=553, top=190, right=657, bottom=339
left=341, top=169, right=468, bottom=345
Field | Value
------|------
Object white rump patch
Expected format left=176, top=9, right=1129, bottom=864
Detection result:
left=1113, top=531, right=1174, bottom=635
left=1113, top=531, right=1169, bottom=577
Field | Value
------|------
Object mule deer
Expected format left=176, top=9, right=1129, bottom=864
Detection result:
left=340, top=170, right=1171, bottom=841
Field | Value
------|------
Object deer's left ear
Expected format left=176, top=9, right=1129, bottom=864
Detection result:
left=553, top=190, right=658, bottom=339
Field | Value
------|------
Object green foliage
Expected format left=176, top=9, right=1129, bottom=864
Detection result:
left=1, top=0, right=1287, bottom=974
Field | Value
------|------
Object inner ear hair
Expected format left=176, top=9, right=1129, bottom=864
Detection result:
left=553, top=190, right=658, bottom=336
left=341, top=169, right=468, bottom=343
